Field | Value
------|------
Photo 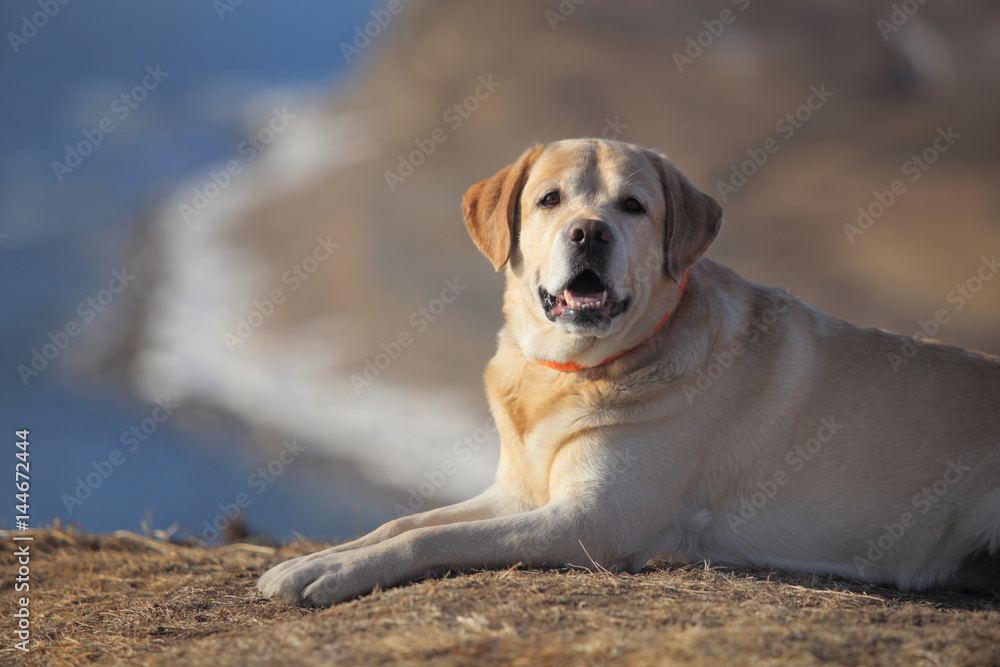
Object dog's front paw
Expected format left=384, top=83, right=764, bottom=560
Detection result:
left=257, top=552, right=371, bottom=606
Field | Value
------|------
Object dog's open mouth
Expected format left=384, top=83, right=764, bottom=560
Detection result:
left=540, top=270, right=629, bottom=322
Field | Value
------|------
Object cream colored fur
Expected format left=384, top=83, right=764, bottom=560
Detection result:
left=259, top=139, right=1000, bottom=606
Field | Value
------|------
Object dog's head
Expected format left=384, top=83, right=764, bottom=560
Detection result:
left=463, top=139, right=722, bottom=367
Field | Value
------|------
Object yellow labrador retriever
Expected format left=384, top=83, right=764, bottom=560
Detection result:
left=259, top=138, right=1000, bottom=605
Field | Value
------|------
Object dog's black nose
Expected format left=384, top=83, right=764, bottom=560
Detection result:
left=568, top=219, right=612, bottom=249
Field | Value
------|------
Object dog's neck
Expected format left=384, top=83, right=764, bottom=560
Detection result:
left=535, top=273, right=689, bottom=372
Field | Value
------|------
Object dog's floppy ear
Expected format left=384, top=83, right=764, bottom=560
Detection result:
left=462, top=144, right=546, bottom=271
left=645, top=150, right=723, bottom=283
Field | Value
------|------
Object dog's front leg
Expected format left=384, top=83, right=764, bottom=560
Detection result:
left=332, top=485, right=528, bottom=552
left=257, top=485, right=528, bottom=593
left=259, top=502, right=641, bottom=606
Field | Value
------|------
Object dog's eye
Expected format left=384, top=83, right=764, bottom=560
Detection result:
left=539, top=191, right=560, bottom=208
left=622, top=197, right=645, bottom=214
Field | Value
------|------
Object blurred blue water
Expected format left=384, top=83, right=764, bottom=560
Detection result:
left=0, top=0, right=388, bottom=540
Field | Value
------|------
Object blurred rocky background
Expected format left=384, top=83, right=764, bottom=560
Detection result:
left=3, top=0, right=999, bottom=543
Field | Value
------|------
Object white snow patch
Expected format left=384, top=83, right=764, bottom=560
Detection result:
left=135, top=105, right=497, bottom=503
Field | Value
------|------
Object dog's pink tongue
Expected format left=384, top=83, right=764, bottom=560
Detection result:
left=567, top=290, right=603, bottom=304
left=563, top=288, right=607, bottom=310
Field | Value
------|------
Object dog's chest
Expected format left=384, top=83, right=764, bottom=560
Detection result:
left=488, top=359, right=620, bottom=504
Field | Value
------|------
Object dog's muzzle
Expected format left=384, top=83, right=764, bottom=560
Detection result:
left=540, top=219, right=630, bottom=324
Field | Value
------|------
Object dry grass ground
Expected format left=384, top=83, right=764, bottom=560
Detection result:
left=2, top=529, right=999, bottom=666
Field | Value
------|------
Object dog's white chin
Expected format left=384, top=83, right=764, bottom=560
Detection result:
left=549, top=314, right=616, bottom=338
left=511, top=304, right=637, bottom=367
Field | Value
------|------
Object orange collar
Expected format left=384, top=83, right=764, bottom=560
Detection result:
left=538, top=273, right=689, bottom=372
